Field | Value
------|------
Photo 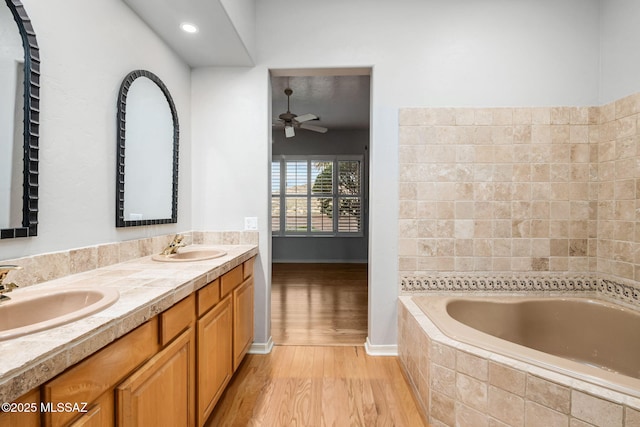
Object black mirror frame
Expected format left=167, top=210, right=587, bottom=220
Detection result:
left=1, top=0, right=40, bottom=239
left=116, top=70, right=179, bottom=227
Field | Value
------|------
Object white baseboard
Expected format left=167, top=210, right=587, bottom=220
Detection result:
left=364, top=337, right=398, bottom=356
left=248, top=337, right=274, bottom=354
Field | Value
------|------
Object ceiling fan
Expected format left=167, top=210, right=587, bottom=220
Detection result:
left=274, top=88, right=328, bottom=138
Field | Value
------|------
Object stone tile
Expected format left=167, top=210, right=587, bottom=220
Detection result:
left=431, top=390, right=455, bottom=426
left=431, top=341, right=456, bottom=369
left=571, top=391, right=622, bottom=427
left=489, top=419, right=513, bottom=427
left=457, top=402, right=489, bottom=427
left=525, top=401, right=569, bottom=427
left=429, top=419, right=450, bottom=427
left=526, top=375, right=570, bottom=414
left=488, top=386, right=524, bottom=426
left=569, top=419, right=595, bottom=427
left=625, top=407, right=640, bottom=426
left=457, top=350, right=488, bottom=381
left=456, top=373, right=488, bottom=412
left=97, top=243, right=120, bottom=268
left=431, top=363, right=456, bottom=398
left=489, top=362, right=525, bottom=396
left=69, top=247, right=98, bottom=274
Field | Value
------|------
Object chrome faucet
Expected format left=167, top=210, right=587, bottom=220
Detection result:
left=160, top=234, right=186, bottom=256
left=0, top=265, right=22, bottom=302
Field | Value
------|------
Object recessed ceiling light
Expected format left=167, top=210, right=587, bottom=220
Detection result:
left=180, top=22, right=199, bottom=34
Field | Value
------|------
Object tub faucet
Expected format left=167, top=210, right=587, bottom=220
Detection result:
left=0, top=265, right=22, bottom=302
left=160, top=234, right=186, bottom=255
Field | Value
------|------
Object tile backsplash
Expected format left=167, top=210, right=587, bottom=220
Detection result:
left=399, top=92, right=640, bottom=284
left=1, top=231, right=258, bottom=288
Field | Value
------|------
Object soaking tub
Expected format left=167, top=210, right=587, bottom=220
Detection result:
left=414, top=296, right=640, bottom=395
left=398, top=294, right=640, bottom=426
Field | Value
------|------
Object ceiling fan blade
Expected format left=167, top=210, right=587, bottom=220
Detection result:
left=294, top=113, right=318, bottom=123
left=284, top=125, right=295, bottom=138
left=300, top=123, right=328, bottom=133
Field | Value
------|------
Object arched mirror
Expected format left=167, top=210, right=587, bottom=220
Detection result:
left=116, top=70, right=179, bottom=227
left=0, top=0, right=39, bottom=239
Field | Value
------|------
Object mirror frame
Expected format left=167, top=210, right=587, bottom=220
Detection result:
left=116, top=70, right=179, bottom=227
left=1, top=0, right=40, bottom=239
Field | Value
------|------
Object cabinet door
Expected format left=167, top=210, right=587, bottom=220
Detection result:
left=233, top=277, right=254, bottom=371
left=69, top=392, right=113, bottom=427
left=197, top=295, right=232, bottom=427
left=44, top=319, right=159, bottom=427
left=117, top=327, right=195, bottom=427
left=0, top=389, right=40, bottom=427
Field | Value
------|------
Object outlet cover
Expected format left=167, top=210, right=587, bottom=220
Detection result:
left=244, top=217, right=258, bottom=230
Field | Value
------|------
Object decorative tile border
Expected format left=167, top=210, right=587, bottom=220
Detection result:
left=401, top=274, right=640, bottom=307
left=599, top=278, right=640, bottom=305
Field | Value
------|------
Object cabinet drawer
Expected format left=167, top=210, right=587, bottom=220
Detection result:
left=160, top=294, right=195, bottom=346
left=243, top=257, right=255, bottom=279
left=197, top=279, right=220, bottom=317
left=220, top=265, right=243, bottom=297
left=43, top=319, right=159, bottom=427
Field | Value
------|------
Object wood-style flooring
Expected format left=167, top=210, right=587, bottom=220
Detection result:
left=206, top=263, right=428, bottom=426
left=206, top=346, right=428, bottom=426
left=270, top=263, right=368, bottom=346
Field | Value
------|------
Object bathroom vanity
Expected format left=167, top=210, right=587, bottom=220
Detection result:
left=0, top=245, right=257, bottom=427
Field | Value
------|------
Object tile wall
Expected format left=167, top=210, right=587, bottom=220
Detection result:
left=399, top=92, right=640, bottom=283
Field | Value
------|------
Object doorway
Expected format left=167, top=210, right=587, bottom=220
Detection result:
left=269, top=68, right=371, bottom=346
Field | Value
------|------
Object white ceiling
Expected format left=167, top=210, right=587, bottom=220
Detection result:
left=122, top=0, right=254, bottom=67
left=121, top=1, right=371, bottom=130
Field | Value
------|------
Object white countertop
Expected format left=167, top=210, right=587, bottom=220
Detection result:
left=0, top=244, right=258, bottom=403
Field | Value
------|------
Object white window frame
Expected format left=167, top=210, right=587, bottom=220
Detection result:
left=271, top=154, right=364, bottom=237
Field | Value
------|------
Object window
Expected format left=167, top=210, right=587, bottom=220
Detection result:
left=271, top=156, right=363, bottom=236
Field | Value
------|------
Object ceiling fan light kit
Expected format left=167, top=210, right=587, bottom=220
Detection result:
left=284, top=125, right=295, bottom=138
left=275, top=88, right=329, bottom=138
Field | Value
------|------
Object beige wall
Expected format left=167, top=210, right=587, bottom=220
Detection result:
left=398, top=92, right=640, bottom=283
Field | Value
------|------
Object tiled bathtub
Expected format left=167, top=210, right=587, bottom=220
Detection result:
left=398, top=295, right=640, bottom=427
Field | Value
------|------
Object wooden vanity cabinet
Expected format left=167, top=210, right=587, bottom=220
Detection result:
left=42, top=294, right=196, bottom=427
left=197, top=258, right=255, bottom=426
left=220, top=261, right=255, bottom=372
left=116, top=327, right=195, bottom=426
left=0, top=388, right=40, bottom=427
left=117, top=294, right=196, bottom=427
left=233, top=276, right=254, bottom=370
left=6, top=256, right=255, bottom=427
left=43, top=318, right=160, bottom=427
left=196, top=284, right=232, bottom=426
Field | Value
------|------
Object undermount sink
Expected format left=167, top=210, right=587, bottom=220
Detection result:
left=151, top=247, right=227, bottom=262
left=0, top=287, right=120, bottom=341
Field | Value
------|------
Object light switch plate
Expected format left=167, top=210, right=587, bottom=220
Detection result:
left=244, top=217, right=258, bottom=230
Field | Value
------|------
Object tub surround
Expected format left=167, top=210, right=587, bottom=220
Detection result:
left=397, top=91, right=640, bottom=426
left=0, top=241, right=258, bottom=404
left=399, top=91, right=640, bottom=282
left=415, top=295, right=640, bottom=395
left=399, top=296, right=640, bottom=427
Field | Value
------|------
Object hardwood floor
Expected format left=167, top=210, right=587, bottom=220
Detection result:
left=271, top=263, right=368, bottom=346
left=205, top=346, right=428, bottom=426
left=205, top=264, right=428, bottom=426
